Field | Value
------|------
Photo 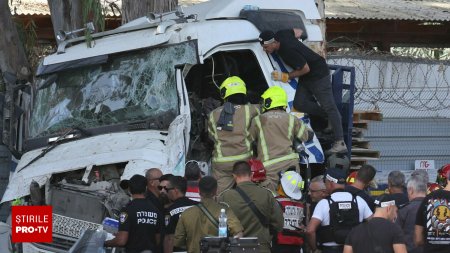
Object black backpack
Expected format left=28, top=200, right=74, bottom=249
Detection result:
left=327, top=194, right=361, bottom=244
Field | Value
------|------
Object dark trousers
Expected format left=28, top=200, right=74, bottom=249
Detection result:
left=321, top=245, right=344, bottom=253
left=293, top=75, right=343, bottom=141
left=271, top=243, right=301, bottom=253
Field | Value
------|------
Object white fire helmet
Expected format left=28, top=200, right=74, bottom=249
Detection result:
left=280, top=171, right=304, bottom=200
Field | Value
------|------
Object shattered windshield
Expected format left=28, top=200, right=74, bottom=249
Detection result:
left=29, top=41, right=197, bottom=138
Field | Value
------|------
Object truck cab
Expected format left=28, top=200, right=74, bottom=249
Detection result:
left=1, top=0, right=326, bottom=251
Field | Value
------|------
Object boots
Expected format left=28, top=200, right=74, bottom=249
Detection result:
left=326, top=140, right=348, bottom=155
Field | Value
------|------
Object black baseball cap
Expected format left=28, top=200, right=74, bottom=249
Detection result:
left=324, top=168, right=347, bottom=184
left=259, top=30, right=276, bottom=45
left=120, top=174, right=147, bottom=190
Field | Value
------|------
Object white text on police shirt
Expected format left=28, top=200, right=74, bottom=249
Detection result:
left=137, top=211, right=158, bottom=225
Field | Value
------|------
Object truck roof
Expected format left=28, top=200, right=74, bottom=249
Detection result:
left=43, top=0, right=322, bottom=66
left=180, top=0, right=321, bottom=20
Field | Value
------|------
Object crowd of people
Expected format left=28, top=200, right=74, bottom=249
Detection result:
left=103, top=28, right=450, bottom=253
left=104, top=162, right=450, bottom=253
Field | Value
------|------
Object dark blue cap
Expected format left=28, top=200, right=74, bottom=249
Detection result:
left=324, top=168, right=347, bottom=184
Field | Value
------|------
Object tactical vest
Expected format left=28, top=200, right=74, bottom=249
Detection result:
left=317, top=191, right=360, bottom=245
left=276, top=196, right=305, bottom=246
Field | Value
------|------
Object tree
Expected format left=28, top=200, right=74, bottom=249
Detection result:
left=122, top=0, right=178, bottom=24
left=0, top=0, right=31, bottom=82
left=47, top=0, right=84, bottom=41
left=47, top=0, right=105, bottom=45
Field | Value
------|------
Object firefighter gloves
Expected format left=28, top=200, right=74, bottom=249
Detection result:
left=271, top=71, right=289, bottom=83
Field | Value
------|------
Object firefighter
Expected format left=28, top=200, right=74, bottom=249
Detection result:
left=249, top=86, right=311, bottom=192
left=273, top=171, right=306, bottom=253
left=207, top=76, right=259, bottom=194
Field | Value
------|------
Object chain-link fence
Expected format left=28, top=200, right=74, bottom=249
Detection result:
left=327, top=50, right=450, bottom=112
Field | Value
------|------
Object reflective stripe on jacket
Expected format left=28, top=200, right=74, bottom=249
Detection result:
left=250, top=110, right=308, bottom=166
left=208, top=104, right=259, bottom=163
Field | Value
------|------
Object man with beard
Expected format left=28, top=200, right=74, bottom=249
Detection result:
left=158, top=174, right=174, bottom=253
left=163, top=176, right=197, bottom=253
left=159, top=174, right=174, bottom=210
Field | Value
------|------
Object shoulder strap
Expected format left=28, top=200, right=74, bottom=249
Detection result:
left=197, top=203, right=219, bottom=228
left=352, top=193, right=358, bottom=204
left=235, top=187, right=268, bottom=227
left=327, top=195, right=335, bottom=206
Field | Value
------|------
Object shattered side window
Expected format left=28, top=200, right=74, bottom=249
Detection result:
left=29, top=41, right=197, bottom=138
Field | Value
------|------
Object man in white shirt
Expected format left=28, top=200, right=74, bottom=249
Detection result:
left=306, top=168, right=373, bottom=253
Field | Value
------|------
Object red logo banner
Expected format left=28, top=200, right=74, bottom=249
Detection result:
left=12, top=206, right=52, bottom=243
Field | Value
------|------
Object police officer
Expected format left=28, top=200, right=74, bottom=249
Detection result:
left=344, top=164, right=377, bottom=212
left=145, top=168, right=164, bottom=213
left=274, top=171, right=306, bottom=253
left=306, top=168, right=372, bottom=253
left=105, top=174, right=162, bottom=253
left=249, top=86, right=311, bottom=191
left=219, top=161, right=284, bottom=253
left=208, top=76, right=259, bottom=194
left=174, top=176, right=244, bottom=252
left=163, top=176, right=197, bottom=253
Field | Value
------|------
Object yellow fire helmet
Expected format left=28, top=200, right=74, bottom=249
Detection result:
left=219, top=76, right=247, bottom=99
left=261, top=86, right=288, bottom=112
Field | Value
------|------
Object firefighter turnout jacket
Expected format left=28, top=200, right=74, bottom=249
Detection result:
left=250, top=110, right=309, bottom=190
left=208, top=103, right=259, bottom=164
left=208, top=103, right=259, bottom=193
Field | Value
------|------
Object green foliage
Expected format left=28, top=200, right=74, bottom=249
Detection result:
left=82, top=0, right=106, bottom=47
left=15, top=20, right=36, bottom=57
left=391, top=47, right=450, bottom=60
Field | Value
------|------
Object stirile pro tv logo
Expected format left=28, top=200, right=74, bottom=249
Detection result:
left=12, top=206, right=52, bottom=243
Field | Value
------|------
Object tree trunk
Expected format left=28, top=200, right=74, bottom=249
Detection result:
left=122, top=0, right=178, bottom=24
left=315, top=0, right=327, bottom=58
left=47, top=0, right=84, bottom=42
left=0, top=0, right=31, bottom=81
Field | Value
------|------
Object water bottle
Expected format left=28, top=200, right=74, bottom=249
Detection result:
left=218, top=208, right=227, bottom=238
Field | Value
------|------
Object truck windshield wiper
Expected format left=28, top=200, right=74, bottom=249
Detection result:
left=18, top=127, right=89, bottom=173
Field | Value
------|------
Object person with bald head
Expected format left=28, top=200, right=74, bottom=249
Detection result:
left=145, top=168, right=164, bottom=213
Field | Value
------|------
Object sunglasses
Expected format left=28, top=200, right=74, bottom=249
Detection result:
left=309, top=188, right=325, bottom=193
left=158, top=186, right=175, bottom=191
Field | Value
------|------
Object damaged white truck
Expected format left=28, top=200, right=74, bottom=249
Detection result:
left=0, top=0, right=353, bottom=252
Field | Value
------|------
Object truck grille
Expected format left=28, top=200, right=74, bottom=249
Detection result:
left=53, top=213, right=101, bottom=238
left=22, top=214, right=102, bottom=253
